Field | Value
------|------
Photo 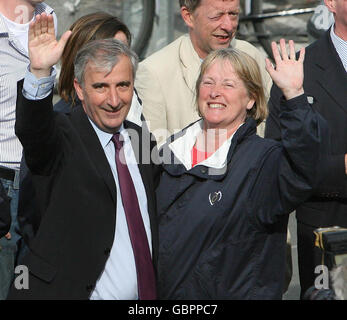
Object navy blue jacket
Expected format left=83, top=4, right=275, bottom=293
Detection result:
left=157, top=95, right=327, bottom=299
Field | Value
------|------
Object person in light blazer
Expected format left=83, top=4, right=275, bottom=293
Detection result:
left=135, top=0, right=272, bottom=146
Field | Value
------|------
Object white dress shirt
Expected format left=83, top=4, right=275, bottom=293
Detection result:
left=89, top=123, right=152, bottom=300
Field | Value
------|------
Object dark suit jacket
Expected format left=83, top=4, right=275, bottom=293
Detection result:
left=17, top=94, right=148, bottom=250
left=8, top=80, right=160, bottom=299
left=16, top=98, right=72, bottom=251
left=265, top=29, right=347, bottom=227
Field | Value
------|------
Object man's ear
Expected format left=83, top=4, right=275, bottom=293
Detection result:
left=73, top=78, right=84, bottom=101
left=324, top=0, right=336, bottom=14
left=180, top=6, right=194, bottom=29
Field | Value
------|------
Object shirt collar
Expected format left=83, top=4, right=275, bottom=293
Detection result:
left=126, top=93, right=143, bottom=127
left=168, top=119, right=241, bottom=170
left=330, top=24, right=347, bottom=71
left=88, top=118, right=127, bottom=149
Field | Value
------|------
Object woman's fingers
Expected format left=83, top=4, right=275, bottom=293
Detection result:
left=272, top=39, right=302, bottom=64
left=271, top=41, right=281, bottom=64
left=298, top=47, right=305, bottom=63
left=279, top=38, right=288, bottom=60
left=289, top=40, right=296, bottom=60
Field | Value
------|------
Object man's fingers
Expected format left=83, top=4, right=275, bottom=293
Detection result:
left=5, top=232, right=11, bottom=240
left=41, top=13, right=48, bottom=34
left=47, top=14, right=55, bottom=36
left=57, top=30, right=72, bottom=53
left=31, top=13, right=54, bottom=39
left=34, top=14, right=42, bottom=37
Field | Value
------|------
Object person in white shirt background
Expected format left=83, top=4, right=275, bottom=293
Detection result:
left=0, top=0, right=56, bottom=299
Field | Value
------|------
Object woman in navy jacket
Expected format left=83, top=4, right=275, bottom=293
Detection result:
left=156, top=40, right=327, bottom=299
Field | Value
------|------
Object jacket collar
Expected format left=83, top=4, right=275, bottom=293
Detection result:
left=160, top=118, right=257, bottom=180
left=178, top=34, right=202, bottom=95
left=307, top=29, right=347, bottom=113
left=70, top=106, right=117, bottom=203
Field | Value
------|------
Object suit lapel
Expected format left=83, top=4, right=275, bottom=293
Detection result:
left=71, top=106, right=116, bottom=203
left=124, top=120, right=156, bottom=216
left=314, top=32, right=347, bottom=114
left=70, top=111, right=158, bottom=259
left=179, top=35, right=202, bottom=95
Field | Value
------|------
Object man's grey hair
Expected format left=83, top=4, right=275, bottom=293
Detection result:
left=74, top=38, right=138, bottom=86
left=179, top=0, right=202, bottom=12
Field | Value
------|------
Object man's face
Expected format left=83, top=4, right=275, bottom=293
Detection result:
left=183, top=0, right=240, bottom=58
left=74, top=55, right=134, bottom=134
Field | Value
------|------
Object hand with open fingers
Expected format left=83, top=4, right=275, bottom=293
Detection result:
left=29, top=13, right=71, bottom=79
left=265, top=39, right=305, bottom=100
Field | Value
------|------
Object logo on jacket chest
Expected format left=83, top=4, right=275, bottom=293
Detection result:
left=209, top=191, right=222, bottom=206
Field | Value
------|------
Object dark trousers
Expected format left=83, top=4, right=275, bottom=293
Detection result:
left=297, top=221, right=326, bottom=299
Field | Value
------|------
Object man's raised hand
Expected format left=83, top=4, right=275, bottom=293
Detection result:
left=29, top=13, right=71, bottom=79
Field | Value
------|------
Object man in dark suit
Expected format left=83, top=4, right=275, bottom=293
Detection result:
left=265, top=0, right=347, bottom=298
left=8, top=13, right=159, bottom=299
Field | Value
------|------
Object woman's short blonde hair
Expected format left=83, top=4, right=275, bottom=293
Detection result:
left=196, top=48, right=268, bottom=125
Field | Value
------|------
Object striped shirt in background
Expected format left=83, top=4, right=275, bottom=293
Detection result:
left=0, top=3, right=56, bottom=170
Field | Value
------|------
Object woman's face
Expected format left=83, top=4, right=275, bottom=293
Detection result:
left=114, top=31, right=129, bottom=46
left=198, top=59, right=255, bottom=134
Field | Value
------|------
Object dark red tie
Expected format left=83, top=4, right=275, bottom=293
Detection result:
left=112, top=133, right=156, bottom=300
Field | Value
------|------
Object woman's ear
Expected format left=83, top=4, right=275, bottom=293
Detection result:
left=246, top=98, right=256, bottom=110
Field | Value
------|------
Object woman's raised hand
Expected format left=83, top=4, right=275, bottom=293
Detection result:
left=265, top=39, right=305, bottom=100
